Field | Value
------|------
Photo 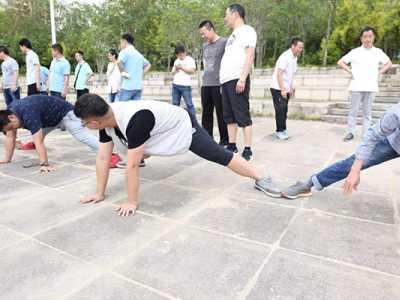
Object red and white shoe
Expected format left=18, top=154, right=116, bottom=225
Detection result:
left=109, top=153, right=121, bottom=168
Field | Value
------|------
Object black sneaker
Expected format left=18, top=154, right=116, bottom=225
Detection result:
left=343, top=133, right=354, bottom=142
left=227, top=145, right=238, bottom=153
left=242, top=148, right=253, bottom=161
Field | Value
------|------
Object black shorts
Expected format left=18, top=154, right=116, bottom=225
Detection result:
left=188, top=112, right=234, bottom=166
left=27, top=83, right=39, bottom=96
left=221, top=77, right=252, bottom=127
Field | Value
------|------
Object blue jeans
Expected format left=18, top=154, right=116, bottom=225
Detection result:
left=119, top=89, right=142, bottom=101
left=43, top=111, right=99, bottom=152
left=109, top=93, right=118, bottom=103
left=3, top=87, right=21, bottom=107
left=172, top=84, right=196, bottom=115
left=312, top=138, right=399, bottom=190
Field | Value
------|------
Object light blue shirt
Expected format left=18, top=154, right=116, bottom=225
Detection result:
left=74, top=61, right=93, bottom=90
left=40, top=66, right=49, bottom=92
left=1, top=57, right=19, bottom=89
left=118, top=45, right=149, bottom=91
left=356, top=103, right=400, bottom=161
left=49, top=57, right=70, bottom=92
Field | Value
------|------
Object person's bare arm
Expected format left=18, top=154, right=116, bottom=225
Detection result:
left=35, top=64, right=40, bottom=91
left=81, top=141, right=114, bottom=204
left=143, top=63, right=151, bottom=74
left=0, top=129, right=17, bottom=163
left=11, top=71, right=18, bottom=92
left=31, top=129, right=55, bottom=172
left=277, top=68, right=287, bottom=98
left=180, top=65, right=195, bottom=75
left=117, top=61, right=126, bottom=73
left=337, top=59, right=352, bottom=75
left=62, top=75, right=69, bottom=98
left=380, top=60, right=392, bottom=75
left=236, top=47, right=255, bottom=93
left=343, top=159, right=363, bottom=195
left=117, top=144, right=145, bottom=216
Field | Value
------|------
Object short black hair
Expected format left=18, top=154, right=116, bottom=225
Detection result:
left=228, top=4, right=245, bottom=19
left=291, top=37, right=304, bottom=46
left=0, top=110, right=13, bottom=133
left=108, top=48, right=118, bottom=59
left=0, top=45, right=9, bottom=55
left=75, top=50, right=84, bottom=56
left=198, top=20, right=215, bottom=30
left=175, top=45, right=186, bottom=55
left=121, top=33, right=134, bottom=44
left=18, top=38, right=32, bottom=49
left=360, top=26, right=376, bottom=37
left=51, top=43, right=64, bottom=54
left=74, top=93, right=109, bottom=119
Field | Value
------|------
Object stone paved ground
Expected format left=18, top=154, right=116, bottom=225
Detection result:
left=0, top=117, right=399, bottom=300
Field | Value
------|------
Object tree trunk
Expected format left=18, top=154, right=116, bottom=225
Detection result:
left=323, top=1, right=334, bottom=66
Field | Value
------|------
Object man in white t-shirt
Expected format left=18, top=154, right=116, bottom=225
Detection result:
left=19, top=38, right=40, bottom=96
left=270, top=38, right=304, bottom=140
left=338, top=27, right=392, bottom=142
left=171, top=45, right=196, bottom=115
left=220, top=4, right=257, bottom=161
left=74, top=93, right=281, bottom=216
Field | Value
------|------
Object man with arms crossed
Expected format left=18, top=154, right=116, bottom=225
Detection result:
left=220, top=4, right=257, bottom=161
left=74, top=93, right=281, bottom=216
left=198, top=20, right=228, bottom=145
left=270, top=38, right=304, bottom=140
left=338, top=27, right=392, bottom=142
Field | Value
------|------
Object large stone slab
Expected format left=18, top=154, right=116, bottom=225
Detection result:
left=36, top=207, right=172, bottom=266
left=0, top=226, right=24, bottom=250
left=247, top=249, right=400, bottom=300
left=304, top=188, right=395, bottom=224
left=66, top=273, right=169, bottom=300
left=188, top=197, right=295, bottom=244
left=139, top=160, right=187, bottom=181
left=116, top=227, right=269, bottom=300
left=281, top=210, right=400, bottom=275
left=0, top=240, right=98, bottom=300
left=0, top=190, right=97, bottom=235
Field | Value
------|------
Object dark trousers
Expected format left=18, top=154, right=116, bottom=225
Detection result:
left=77, top=88, right=89, bottom=99
left=3, top=87, right=20, bottom=107
left=201, top=86, right=228, bottom=144
left=270, top=88, right=290, bottom=132
left=50, top=91, right=66, bottom=100
left=27, top=83, right=39, bottom=96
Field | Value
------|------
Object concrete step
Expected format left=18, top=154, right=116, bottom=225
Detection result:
left=331, top=102, right=392, bottom=111
left=327, top=108, right=385, bottom=118
left=322, top=114, right=379, bottom=125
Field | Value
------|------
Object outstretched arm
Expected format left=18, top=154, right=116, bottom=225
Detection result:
left=0, top=129, right=17, bottom=163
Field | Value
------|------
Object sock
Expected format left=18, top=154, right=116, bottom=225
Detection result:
left=228, top=143, right=237, bottom=149
left=305, top=178, right=313, bottom=189
left=244, top=146, right=251, bottom=151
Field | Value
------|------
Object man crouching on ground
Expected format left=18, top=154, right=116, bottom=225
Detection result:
left=74, top=93, right=280, bottom=216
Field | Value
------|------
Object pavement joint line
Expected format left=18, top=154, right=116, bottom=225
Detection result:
left=241, top=195, right=397, bottom=227
left=390, top=173, right=400, bottom=225
left=236, top=209, right=302, bottom=300
left=57, top=273, right=106, bottom=300
left=0, top=236, right=30, bottom=252
left=281, top=246, right=400, bottom=280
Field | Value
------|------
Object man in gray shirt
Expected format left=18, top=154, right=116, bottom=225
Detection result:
left=282, top=103, right=400, bottom=199
left=198, top=20, right=228, bottom=145
left=0, top=46, right=20, bottom=107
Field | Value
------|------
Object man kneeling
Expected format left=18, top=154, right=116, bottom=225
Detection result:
left=74, top=93, right=280, bottom=216
left=0, top=95, right=119, bottom=171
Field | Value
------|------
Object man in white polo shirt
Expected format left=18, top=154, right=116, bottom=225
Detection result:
left=220, top=3, right=257, bottom=161
left=74, top=93, right=281, bottom=216
left=270, top=38, right=304, bottom=140
left=338, top=27, right=392, bottom=142
left=19, top=38, right=40, bottom=96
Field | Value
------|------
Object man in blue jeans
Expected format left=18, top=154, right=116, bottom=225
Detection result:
left=171, top=45, right=197, bottom=115
left=0, top=95, right=119, bottom=172
left=0, top=46, right=20, bottom=107
left=282, top=103, right=400, bottom=198
left=117, top=33, right=151, bottom=101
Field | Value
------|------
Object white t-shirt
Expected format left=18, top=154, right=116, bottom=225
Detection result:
left=271, top=49, right=298, bottom=91
left=172, top=56, right=196, bottom=86
left=341, top=46, right=390, bottom=92
left=106, top=62, right=121, bottom=94
left=220, top=24, right=257, bottom=84
left=26, top=50, right=40, bottom=85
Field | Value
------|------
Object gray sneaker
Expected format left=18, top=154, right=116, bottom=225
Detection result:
left=282, top=181, right=312, bottom=199
left=254, top=176, right=281, bottom=198
left=343, top=133, right=354, bottom=142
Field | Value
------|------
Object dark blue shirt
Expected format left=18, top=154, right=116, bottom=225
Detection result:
left=10, top=95, right=73, bottom=135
